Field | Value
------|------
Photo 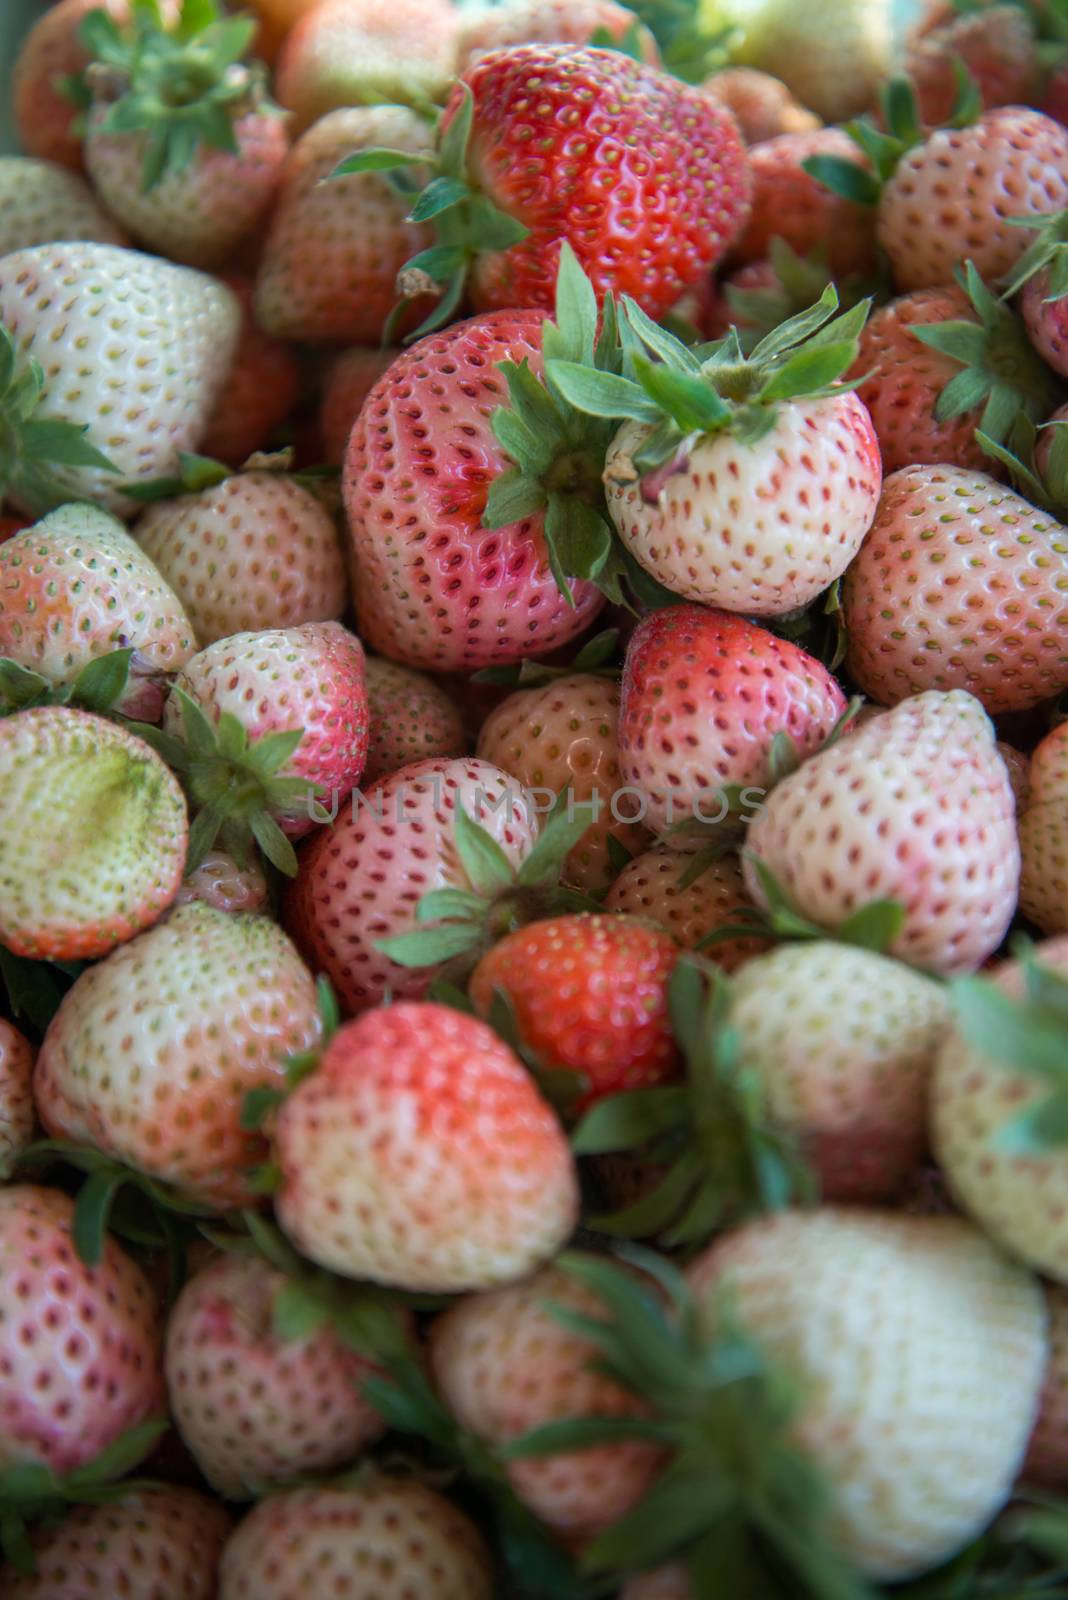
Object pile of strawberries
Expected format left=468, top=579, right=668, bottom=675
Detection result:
left=2, top=0, right=1068, bottom=1593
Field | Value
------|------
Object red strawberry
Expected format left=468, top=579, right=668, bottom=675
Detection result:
left=731, top=128, right=876, bottom=278
left=0, top=1021, right=34, bottom=1181
left=164, top=1251, right=386, bottom=1496
left=343, top=312, right=604, bottom=673
left=11, top=0, right=122, bottom=173
left=274, top=1001, right=579, bottom=1290
left=319, top=346, right=395, bottom=466
left=843, top=465, right=1068, bottom=715
left=200, top=277, right=301, bottom=467
left=700, top=67, right=820, bottom=145
left=7, top=1486, right=230, bottom=1600
left=618, top=605, right=847, bottom=845
left=904, top=3, right=1038, bottom=127
left=362, top=657, right=465, bottom=784
left=604, top=845, right=768, bottom=969
left=1019, top=720, right=1068, bottom=935
left=469, top=913, right=680, bottom=1113
left=0, top=1185, right=163, bottom=1474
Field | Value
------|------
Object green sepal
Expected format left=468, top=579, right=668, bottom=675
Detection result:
left=1002, top=205, right=1068, bottom=300
left=0, top=325, right=120, bottom=516
left=800, top=153, right=881, bottom=206
left=0, top=951, right=83, bottom=1041
left=717, top=854, right=908, bottom=956
left=121, top=450, right=230, bottom=503
left=472, top=627, right=622, bottom=688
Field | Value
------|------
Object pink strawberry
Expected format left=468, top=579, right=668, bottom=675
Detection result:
left=618, top=606, right=847, bottom=845
left=0, top=1185, right=163, bottom=1474
left=164, top=1251, right=386, bottom=1496
left=1019, top=720, right=1068, bottom=934
left=11, top=0, right=123, bottom=173
left=731, top=128, right=876, bottom=278
left=319, top=346, right=396, bottom=466
left=34, top=902, right=323, bottom=1209
left=744, top=689, right=1020, bottom=975
left=903, top=2, right=1038, bottom=127
left=217, top=1478, right=493, bottom=1600
left=7, top=1486, right=230, bottom=1600
left=604, top=845, right=768, bottom=969
left=1001, top=208, right=1068, bottom=379
left=0, top=156, right=125, bottom=255
left=457, top=0, right=660, bottom=67
left=283, top=756, right=539, bottom=1014
left=199, top=277, right=301, bottom=468
left=843, top=465, right=1068, bottom=714
left=343, top=312, right=604, bottom=673
left=0, top=1021, right=34, bottom=1181
left=274, top=1001, right=579, bottom=1290
left=362, top=657, right=465, bottom=784
left=700, top=67, right=820, bottom=145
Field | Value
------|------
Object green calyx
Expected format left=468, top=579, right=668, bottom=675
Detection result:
left=592, top=0, right=737, bottom=82
left=727, top=240, right=889, bottom=357
left=77, top=0, right=272, bottom=191
left=977, top=413, right=1068, bottom=516
left=699, top=855, right=907, bottom=959
left=128, top=687, right=317, bottom=878
left=122, top=447, right=341, bottom=507
left=0, top=646, right=138, bottom=720
left=472, top=626, right=622, bottom=688
left=0, top=324, right=119, bottom=517
left=572, top=957, right=816, bottom=1248
left=803, top=68, right=981, bottom=206
left=949, top=941, right=1068, bottom=1155
left=506, top=1248, right=875, bottom=1600
left=1002, top=206, right=1068, bottom=300
left=374, top=790, right=602, bottom=977
left=911, top=260, right=1061, bottom=444
left=0, top=952, right=83, bottom=1042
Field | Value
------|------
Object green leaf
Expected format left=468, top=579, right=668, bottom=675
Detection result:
left=408, top=175, right=470, bottom=222
left=483, top=469, right=546, bottom=528
left=546, top=361, right=661, bottom=424
left=67, top=648, right=133, bottom=713
left=633, top=356, right=731, bottom=434
left=571, top=1086, right=688, bottom=1154
left=332, top=148, right=426, bottom=176
left=249, top=810, right=298, bottom=877
left=272, top=1279, right=330, bottom=1342
left=453, top=802, right=515, bottom=896
left=63, top=1418, right=167, bottom=1490
left=800, top=154, right=881, bottom=207
left=995, top=1092, right=1068, bottom=1154
left=552, top=242, right=599, bottom=366
left=622, top=298, right=703, bottom=374
left=758, top=341, right=857, bottom=402
left=516, top=790, right=597, bottom=886
left=438, top=82, right=473, bottom=178
left=0, top=659, right=53, bottom=711
left=882, top=75, right=921, bottom=147
left=72, top=1167, right=123, bottom=1267
left=375, top=923, right=484, bottom=967
left=950, top=974, right=1068, bottom=1083
left=0, top=949, right=75, bottom=1034
left=836, top=899, right=905, bottom=951
left=19, top=421, right=119, bottom=472
left=415, top=888, right=484, bottom=923
left=240, top=1085, right=285, bottom=1131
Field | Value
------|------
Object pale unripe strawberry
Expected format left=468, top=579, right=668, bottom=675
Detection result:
left=724, top=0, right=892, bottom=121
left=0, top=1185, right=164, bottom=1474
left=745, top=691, right=1020, bottom=975
left=0, top=157, right=125, bottom=255
left=604, top=846, right=767, bottom=970
left=319, top=346, right=396, bottom=465
left=173, top=848, right=270, bottom=917
left=477, top=673, right=651, bottom=892
left=1025, top=1285, right=1068, bottom=1484
left=275, top=1002, right=579, bottom=1291
left=254, top=107, right=432, bottom=344
left=34, top=903, right=322, bottom=1209
left=429, top=1265, right=661, bottom=1539
left=0, top=505, right=197, bottom=720
left=688, top=1208, right=1047, bottom=1580
left=6, top=1486, right=230, bottom=1600
left=218, top=1479, right=493, bottom=1600
left=605, top=392, right=881, bottom=616
left=362, top=658, right=465, bottom=783
left=701, top=67, right=820, bottom=144
left=283, top=757, right=539, bottom=1014
left=0, top=244, right=240, bottom=517
left=456, top=0, right=659, bottom=68
left=0, top=708, right=187, bottom=962
left=0, top=1022, right=34, bottom=1181
left=932, top=937, right=1068, bottom=1281
left=728, top=943, right=949, bottom=1200
left=165, top=1253, right=386, bottom=1497
left=1019, top=722, right=1068, bottom=934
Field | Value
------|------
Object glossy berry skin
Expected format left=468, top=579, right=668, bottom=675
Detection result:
left=453, top=44, right=751, bottom=318
left=7, top=1487, right=231, bottom=1600
left=1021, top=271, right=1068, bottom=378
left=745, top=690, right=1020, bottom=976
left=165, top=1253, right=386, bottom=1498
left=274, top=1002, right=580, bottom=1292
left=344, top=311, right=603, bottom=672
left=732, top=128, right=875, bottom=278
left=362, top=658, right=465, bottom=783
left=1019, top=722, right=1068, bottom=935
left=604, top=845, right=768, bottom=970
left=319, top=346, right=396, bottom=466
left=619, top=606, right=846, bottom=845
left=0, top=1021, right=34, bottom=1180
left=470, top=914, right=680, bottom=1113
left=218, top=1479, right=493, bottom=1600
left=0, top=1185, right=164, bottom=1475
left=843, top=466, right=1068, bottom=715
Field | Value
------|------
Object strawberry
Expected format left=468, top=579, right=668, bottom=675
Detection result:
left=34, top=902, right=323, bottom=1209
left=6, top=1486, right=230, bottom=1600
left=365, top=43, right=751, bottom=326
left=0, top=243, right=240, bottom=517
left=0, top=156, right=125, bottom=256
left=619, top=1568, right=691, bottom=1600
left=156, top=621, right=368, bottom=875
left=253, top=107, right=433, bottom=345
left=476, top=672, right=651, bottom=892
left=319, top=346, right=395, bottom=467
left=700, top=67, right=820, bottom=144
left=903, top=2, right=1038, bottom=127
left=217, top=1478, right=494, bottom=1600
left=133, top=464, right=347, bottom=648
left=199, top=277, right=301, bottom=468
left=429, top=1262, right=661, bottom=1539
left=0, top=504, right=197, bottom=721
left=81, top=0, right=288, bottom=270
left=1019, top=721, right=1068, bottom=934
left=172, top=847, right=270, bottom=917
left=718, top=0, right=892, bottom=121
left=342, top=309, right=604, bottom=673
left=0, top=1185, right=164, bottom=1474
left=362, top=657, right=465, bottom=784
left=617, top=606, right=847, bottom=846
left=10, top=0, right=124, bottom=173
left=932, top=936, right=1068, bottom=1280
left=0, top=707, right=187, bottom=962
left=842, top=465, right=1068, bottom=714
left=1001, top=207, right=1068, bottom=380
left=1026, top=1284, right=1068, bottom=1483
left=469, top=913, right=680, bottom=1113
left=731, top=128, right=876, bottom=278
left=275, top=0, right=460, bottom=135
left=282, top=755, right=541, bottom=1015
left=164, top=1251, right=386, bottom=1497
left=549, top=287, right=881, bottom=617
left=999, top=738, right=1032, bottom=813
left=727, top=941, right=949, bottom=1199
left=273, top=1001, right=579, bottom=1289
left=456, top=0, right=660, bottom=69
left=0, top=1021, right=35, bottom=1181
left=744, top=690, right=1020, bottom=975
left=604, top=844, right=767, bottom=968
